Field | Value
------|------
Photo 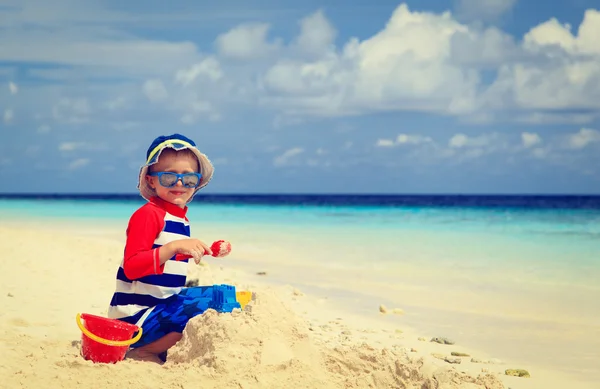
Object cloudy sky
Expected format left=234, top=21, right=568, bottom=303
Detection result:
left=1, top=0, right=600, bottom=194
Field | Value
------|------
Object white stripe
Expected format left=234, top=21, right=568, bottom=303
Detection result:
left=164, top=213, right=189, bottom=225
left=135, top=306, right=156, bottom=327
left=163, top=259, right=188, bottom=275
left=115, top=279, right=182, bottom=298
left=155, top=231, right=188, bottom=246
left=108, top=304, right=149, bottom=319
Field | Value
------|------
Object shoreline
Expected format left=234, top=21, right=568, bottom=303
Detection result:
left=1, top=220, right=598, bottom=388
left=223, top=263, right=599, bottom=388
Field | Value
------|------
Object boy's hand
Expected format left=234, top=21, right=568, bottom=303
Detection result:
left=172, top=239, right=212, bottom=264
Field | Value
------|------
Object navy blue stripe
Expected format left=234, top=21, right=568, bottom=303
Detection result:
left=110, top=292, right=176, bottom=308
left=152, top=243, right=161, bottom=249
left=164, top=220, right=190, bottom=236
left=116, top=267, right=132, bottom=283
left=137, top=273, right=186, bottom=288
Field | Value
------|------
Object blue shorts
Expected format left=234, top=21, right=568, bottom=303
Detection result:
left=130, top=285, right=240, bottom=349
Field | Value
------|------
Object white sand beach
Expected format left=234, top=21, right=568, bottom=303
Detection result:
left=0, top=220, right=597, bottom=389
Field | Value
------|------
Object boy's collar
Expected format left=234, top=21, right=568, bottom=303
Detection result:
left=149, top=196, right=188, bottom=218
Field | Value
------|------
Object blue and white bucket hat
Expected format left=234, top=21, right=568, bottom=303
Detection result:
left=138, top=133, right=214, bottom=202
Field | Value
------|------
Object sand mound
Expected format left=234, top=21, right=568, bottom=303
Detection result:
left=167, top=289, right=505, bottom=389
left=167, top=289, right=330, bottom=387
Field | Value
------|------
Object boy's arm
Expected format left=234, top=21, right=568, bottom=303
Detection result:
left=122, top=206, right=177, bottom=279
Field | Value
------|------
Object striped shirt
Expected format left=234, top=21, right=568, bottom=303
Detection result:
left=108, top=196, right=192, bottom=327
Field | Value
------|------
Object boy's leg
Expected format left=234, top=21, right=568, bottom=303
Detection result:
left=125, top=332, right=182, bottom=363
left=126, top=290, right=214, bottom=363
left=126, top=285, right=239, bottom=363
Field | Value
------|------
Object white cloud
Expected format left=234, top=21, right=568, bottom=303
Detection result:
left=449, top=133, right=500, bottom=148
left=373, top=131, right=512, bottom=166
left=449, top=26, right=518, bottom=68
left=0, top=16, right=201, bottom=78
left=523, top=10, right=600, bottom=55
left=112, top=121, right=139, bottom=131
left=67, top=158, right=90, bottom=170
left=376, top=139, right=395, bottom=147
left=523, top=18, right=577, bottom=51
left=294, top=10, right=336, bottom=56
left=8, top=82, right=18, bottom=94
left=449, top=134, right=469, bottom=148
left=104, top=96, right=128, bottom=111
left=376, top=134, right=433, bottom=147
left=0, top=0, right=307, bottom=78
left=211, top=157, right=228, bottom=166
left=59, top=142, right=83, bottom=151
left=274, top=147, right=304, bottom=166
left=142, top=58, right=227, bottom=124
left=566, top=128, right=600, bottom=149
left=372, top=127, right=598, bottom=169
left=59, top=141, right=107, bottom=152
left=517, top=128, right=600, bottom=171
left=256, top=4, right=600, bottom=123
left=443, top=132, right=512, bottom=161
left=37, top=124, right=51, bottom=133
left=396, top=134, right=433, bottom=145
left=483, top=9, right=600, bottom=113
left=179, top=100, right=220, bottom=124
left=25, top=145, right=40, bottom=157
left=531, top=147, right=548, bottom=159
left=260, top=4, right=482, bottom=117
left=521, top=132, right=542, bottom=148
left=175, top=57, right=223, bottom=86
left=306, top=158, right=320, bottom=167
left=2, top=1, right=600, bottom=131
left=3, top=109, right=13, bottom=123
left=143, top=79, right=169, bottom=102
left=215, top=23, right=280, bottom=59
left=514, top=112, right=596, bottom=125
left=5, top=39, right=199, bottom=78
left=52, top=98, right=91, bottom=123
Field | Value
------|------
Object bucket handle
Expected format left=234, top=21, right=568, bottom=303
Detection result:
left=76, top=313, right=143, bottom=347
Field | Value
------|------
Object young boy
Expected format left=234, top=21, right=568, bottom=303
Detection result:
left=107, top=133, right=236, bottom=363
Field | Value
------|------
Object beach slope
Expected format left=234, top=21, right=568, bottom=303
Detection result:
left=0, top=223, right=586, bottom=388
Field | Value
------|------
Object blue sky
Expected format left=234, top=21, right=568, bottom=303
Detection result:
left=1, top=0, right=600, bottom=194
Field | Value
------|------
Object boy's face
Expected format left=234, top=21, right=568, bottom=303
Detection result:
left=145, top=149, right=200, bottom=208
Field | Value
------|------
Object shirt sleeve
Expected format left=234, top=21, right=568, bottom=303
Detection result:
left=122, top=204, right=165, bottom=280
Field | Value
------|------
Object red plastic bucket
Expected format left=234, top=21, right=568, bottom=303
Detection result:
left=76, top=313, right=143, bottom=364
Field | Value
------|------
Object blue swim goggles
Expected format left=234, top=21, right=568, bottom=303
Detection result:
left=148, top=172, right=202, bottom=188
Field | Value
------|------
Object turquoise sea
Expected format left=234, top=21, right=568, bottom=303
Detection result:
left=1, top=194, right=599, bottom=381
left=1, top=195, right=599, bottom=266
left=2, top=194, right=599, bottom=282
left=1, top=195, right=600, bottom=289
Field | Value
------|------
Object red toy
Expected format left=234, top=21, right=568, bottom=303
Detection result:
left=187, top=240, right=232, bottom=264
left=210, top=240, right=232, bottom=257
